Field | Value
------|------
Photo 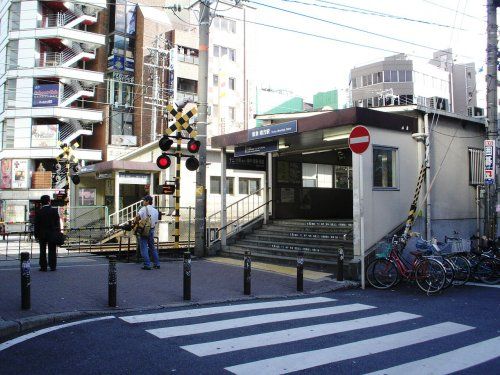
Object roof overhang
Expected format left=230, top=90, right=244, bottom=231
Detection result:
left=79, top=160, right=159, bottom=176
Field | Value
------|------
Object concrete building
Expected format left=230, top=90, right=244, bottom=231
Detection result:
left=0, top=0, right=106, bottom=226
left=349, top=50, right=481, bottom=117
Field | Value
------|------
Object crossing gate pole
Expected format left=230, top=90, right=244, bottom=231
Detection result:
left=403, top=164, right=427, bottom=240
left=183, top=251, right=191, bottom=300
left=108, top=256, right=117, bottom=308
left=174, top=133, right=182, bottom=249
left=337, top=248, right=344, bottom=281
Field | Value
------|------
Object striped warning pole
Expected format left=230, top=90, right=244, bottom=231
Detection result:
left=403, top=164, right=427, bottom=239
left=174, top=132, right=181, bottom=249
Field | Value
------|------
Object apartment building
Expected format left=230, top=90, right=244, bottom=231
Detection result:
left=0, top=0, right=106, bottom=224
left=349, top=50, right=481, bottom=117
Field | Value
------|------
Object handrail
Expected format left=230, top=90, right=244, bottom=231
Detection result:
left=218, top=199, right=271, bottom=233
left=207, top=187, right=264, bottom=224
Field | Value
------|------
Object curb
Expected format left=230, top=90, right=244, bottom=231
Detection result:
left=0, top=280, right=358, bottom=342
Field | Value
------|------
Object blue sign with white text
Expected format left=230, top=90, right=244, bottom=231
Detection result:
left=235, top=141, right=278, bottom=157
left=248, top=120, right=297, bottom=141
left=32, top=84, right=59, bottom=107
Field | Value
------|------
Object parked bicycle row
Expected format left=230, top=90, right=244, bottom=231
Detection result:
left=366, top=232, right=499, bottom=294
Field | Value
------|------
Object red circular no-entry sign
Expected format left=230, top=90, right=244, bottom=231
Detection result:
left=348, top=125, right=371, bottom=154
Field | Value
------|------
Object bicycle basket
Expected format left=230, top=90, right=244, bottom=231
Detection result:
left=375, top=242, right=392, bottom=258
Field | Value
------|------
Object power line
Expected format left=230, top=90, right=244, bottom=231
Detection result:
left=421, top=0, right=485, bottom=22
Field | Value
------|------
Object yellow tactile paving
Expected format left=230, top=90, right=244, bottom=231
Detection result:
left=205, top=257, right=332, bottom=281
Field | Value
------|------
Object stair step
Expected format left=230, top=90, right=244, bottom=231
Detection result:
left=256, top=228, right=352, bottom=240
left=271, top=219, right=353, bottom=228
left=265, top=224, right=352, bottom=234
left=246, top=233, right=352, bottom=246
left=234, top=243, right=344, bottom=258
left=223, top=246, right=338, bottom=266
left=238, top=239, right=353, bottom=254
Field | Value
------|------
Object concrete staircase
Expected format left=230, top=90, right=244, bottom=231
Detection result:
left=222, top=219, right=353, bottom=271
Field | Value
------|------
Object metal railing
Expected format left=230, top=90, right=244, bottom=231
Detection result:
left=108, top=195, right=161, bottom=226
left=206, top=188, right=268, bottom=246
left=69, top=206, right=108, bottom=229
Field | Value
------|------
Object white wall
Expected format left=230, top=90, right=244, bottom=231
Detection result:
left=352, top=127, right=418, bottom=256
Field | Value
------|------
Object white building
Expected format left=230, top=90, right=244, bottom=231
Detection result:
left=0, top=0, right=106, bottom=225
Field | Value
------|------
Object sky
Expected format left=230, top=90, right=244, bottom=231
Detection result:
left=242, top=0, right=489, bottom=104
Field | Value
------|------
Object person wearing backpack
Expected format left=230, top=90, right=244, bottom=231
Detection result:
left=134, top=195, right=160, bottom=270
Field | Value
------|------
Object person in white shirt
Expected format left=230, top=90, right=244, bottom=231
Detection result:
left=135, top=195, right=160, bottom=270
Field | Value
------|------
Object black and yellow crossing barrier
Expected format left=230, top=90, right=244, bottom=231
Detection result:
left=403, top=164, right=426, bottom=239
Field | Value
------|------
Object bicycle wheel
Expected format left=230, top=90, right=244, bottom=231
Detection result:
left=366, top=259, right=398, bottom=289
left=446, top=254, right=471, bottom=286
left=477, top=258, right=500, bottom=285
left=415, top=258, right=446, bottom=294
left=441, top=258, right=455, bottom=290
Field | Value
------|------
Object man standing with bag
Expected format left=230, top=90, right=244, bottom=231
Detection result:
left=34, top=195, right=61, bottom=271
left=134, top=195, right=160, bottom=270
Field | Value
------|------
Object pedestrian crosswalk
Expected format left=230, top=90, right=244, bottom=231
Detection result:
left=119, top=296, right=500, bottom=374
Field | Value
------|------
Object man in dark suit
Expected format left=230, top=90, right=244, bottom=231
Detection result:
left=34, top=195, right=61, bottom=271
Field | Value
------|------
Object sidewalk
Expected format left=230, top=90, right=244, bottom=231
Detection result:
left=0, top=254, right=355, bottom=340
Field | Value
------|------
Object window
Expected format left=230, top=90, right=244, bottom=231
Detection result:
left=334, top=166, right=352, bottom=189
left=468, top=147, right=484, bottom=186
left=210, top=176, right=235, bottom=194
left=229, top=77, right=235, bottom=90
left=390, top=70, right=398, bottom=82
left=7, top=40, right=18, bottom=70
left=110, top=111, right=134, bottom=136
left=405, top=70, right=413, bottom=82
left=302, top=163, right=333, bottom=188
left=239, top=178, right=260, bottom=195
left=5, top=79, right=15, bottom=108
left=79, top=189, right=96, bottom=206
left=373, top=147, right=398, bottom=189
left=229, top=48, right=236, bottom=61
left=213, top=74, right=219, bottom=86
left=384, top=70, right=391, bottom=82
left=398, top=70, right=406, bottom=82
left=213, top=45, right=220, bottom=57
left=214, top=45, right=235, bottom=61
left=177, top=46, right=199, bottom=64
left=2, top=119, right=14, bottom=148
left=352, top=77, right=357, bottom=89
left=9, top=2, right=20, bottom=31
left=229, top=106, right=235, bottom=121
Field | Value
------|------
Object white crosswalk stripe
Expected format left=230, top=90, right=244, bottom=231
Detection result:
left=119, top=296, right=499, bottom=374
left=181, top=311, right=420, bottom=356
left=224, top=322, right=474, bottom=375
left=365, top=336, right=500, bottom=375
left=120, top=296, right=334, bottom=323
left=147, top=303, right=375, bottom=339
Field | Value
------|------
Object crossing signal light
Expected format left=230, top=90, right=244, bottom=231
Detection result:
left=156, top=153, right=171, bottom=169
left=187, top=139, right=200, bottom=153
left=185, top=156, right=199, bottom=171
left=159, top=136, right=173, bottom=151
left=71, top=175, right=81, bottom=185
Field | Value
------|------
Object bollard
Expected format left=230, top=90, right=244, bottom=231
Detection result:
left=297, top=250, right=304, bottom=292
left=244, top=251, right=251, bottom=295
left=21, top=252, right=30, bottom=310
left=183, top=251, right=191, bottom=301
left=337, top=247, right=344, bottom=281
left=108, top=256, right=117, bottom=307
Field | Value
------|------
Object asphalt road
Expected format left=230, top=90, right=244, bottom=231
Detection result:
left=0, top=283, right=499, bottom=375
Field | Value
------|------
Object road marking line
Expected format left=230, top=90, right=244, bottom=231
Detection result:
left=467, top=282, right=500, bottom=289
left=121, top=297, right=335, bottom=324
left=147, top=304, right=375, bottom=339
left=365, top=336, right=500, bottom=375
left=0, top=316, right=115, bottom=352
left=181, top=311, right=420, bottom=356
left=224, top=322, right=474, bottom=375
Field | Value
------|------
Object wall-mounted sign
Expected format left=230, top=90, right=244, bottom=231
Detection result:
left=226, top=153, right=266, bottom=171
left=119, top=173, right=150, bottom=185
left=31, top=124, right=58, bottom=147
left=112, top=71, right=134, bottom=83
left=79, top=188, right=96, bottom=206
left=33, top=84, right=59, bottom=107
left=11, top=159, right=29, bottom=189
left=484, top=139, right=495, bottom=185
left=248, top=120, right=297, bottom=141
left=162, top=184, right=176, bottom=195
left=234, top=141, right=278, bottom=157
left=111, top=134, right=137, bottom=146
left=1, top=159, right=12, bottom=189
left=108, top=55, right=135, bottom=72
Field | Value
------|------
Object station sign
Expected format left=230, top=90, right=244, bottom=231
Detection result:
left=226, top=153, right=266, bottom=171
left=235, top=141, right=278, bottom=157
left=484, top=139, right=495, bottom=185
left=248, top=120, right=297, bottom=141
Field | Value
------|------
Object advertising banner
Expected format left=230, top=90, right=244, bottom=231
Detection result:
left=11, top=159, right=29, bottom=189
left=31, top=124, right=58, bottom=147
left=33, top=84, right=59, bottom=107
left=1, top=159, right=12, bottom=189
left=484, top=140, right=495, bottom=185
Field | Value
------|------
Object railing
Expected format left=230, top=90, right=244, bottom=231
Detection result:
left=206, top=188, right=268, bottom=246
left=108, top=195, right=161, bottom=226
left=69, top=206, right=108, bottom=229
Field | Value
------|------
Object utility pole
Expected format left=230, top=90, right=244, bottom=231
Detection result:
left=194, top=0, right=210, bottom=257
left=485, top=0, right=498, bottom=239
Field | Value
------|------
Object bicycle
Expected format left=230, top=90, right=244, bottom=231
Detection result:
left=366, top=235, right=447, bottom=294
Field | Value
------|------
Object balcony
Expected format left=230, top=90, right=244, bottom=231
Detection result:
left=37, top=47, right=96, bottom=69
left=7, top=67, right=103, bottom=85
left=10, top=28, right=105, bottom=47
left=1, top=106, right=103, bottom=124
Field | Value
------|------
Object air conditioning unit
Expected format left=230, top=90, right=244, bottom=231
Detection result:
left=467, top=106, right=484, bottom=117
left=429, top=96, right=449, bottom=111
